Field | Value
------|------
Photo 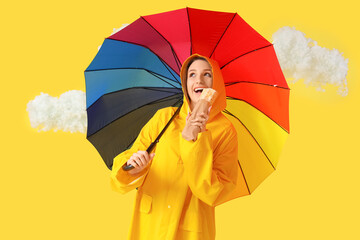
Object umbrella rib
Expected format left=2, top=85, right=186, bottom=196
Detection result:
left=141, top=16, right=182, bottom=73
left=146, top=70, right=180, bottom=89
left=222, top=108, right=276, bottom=170
left=157, top=58, right=182, bottom=84
left=147, top=96, right=183, bottom=109
left=86, top=87, right=181, bottom=110
left=187, top=7, right=193, bottom=55
left=146, top=93, right=182, bottom=105
left=225, top=81, right=290, bottom=90
left=125, top=97, right=183, bottom=154
left=227, top=97, right=289, bottom=133
left=209, top=13, right=237, bottom=58
left=85, top=67, right=180, bottom=85
left=236, top=158, right=251, bottom=195
left=171, top=47, right=182, bottom=72
left=141, top=87, right=182, bottom=95
left=220, top=44, right=274, bottom=70
left=87, top=92, right=183, bottom=137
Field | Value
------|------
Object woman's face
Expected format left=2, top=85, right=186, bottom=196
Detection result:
left=186, top=59, right=213, bottom=109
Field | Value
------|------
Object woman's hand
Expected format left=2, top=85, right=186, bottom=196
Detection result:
left=126, top=151, right=155, bottom=175
left=190, top=112, right=209, bottom=132
left=182, top=112, right=209, bottom=141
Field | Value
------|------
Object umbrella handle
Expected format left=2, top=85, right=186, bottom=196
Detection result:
left=121, top=143, right=155, bottom=171
left=122, top=163, right=135, bottom=171
left=121, top=104, right=182, bottom=171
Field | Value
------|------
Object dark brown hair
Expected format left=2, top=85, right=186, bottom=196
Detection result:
left=185, top=56, right=209, bottom=78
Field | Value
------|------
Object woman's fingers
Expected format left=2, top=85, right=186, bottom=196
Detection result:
left=189, top=121, right=205, bottom=133
left=190, top=114, right=208, bottom=131
left=183, top=111, right=210, bottom=141
left=128, top=158, right=139, bottom=168
left=190, top=121, right=204, bottom=127
left=192, top=113, right=209, bottom=122
left=190, top=119, right=206, bottom=126
left=128, top=151, right=153, bottom=169
left=186, top=112, right=208, bottom=128
left=129, top=155, right=143, bottom=167
left=134, top=152, right=147, bottom=166
left=127, top=151, right=155, bottom=175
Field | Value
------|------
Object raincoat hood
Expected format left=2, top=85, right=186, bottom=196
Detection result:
left=180, top=54, right=227, bottom=120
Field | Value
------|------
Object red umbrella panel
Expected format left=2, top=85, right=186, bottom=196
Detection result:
left=86, top=7, right=289, bottom=196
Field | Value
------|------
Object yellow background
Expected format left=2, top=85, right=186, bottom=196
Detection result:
left=1, top=0, right=359, bottom=239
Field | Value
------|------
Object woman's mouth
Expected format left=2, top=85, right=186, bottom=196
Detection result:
left=194, top=88, right=204, bottom=94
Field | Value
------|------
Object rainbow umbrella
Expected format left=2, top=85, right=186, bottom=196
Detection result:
left=85, top=7, right=289, bottom=196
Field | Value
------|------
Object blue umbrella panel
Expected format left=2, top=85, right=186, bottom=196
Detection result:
left=85, top=39, right=183, bottom=169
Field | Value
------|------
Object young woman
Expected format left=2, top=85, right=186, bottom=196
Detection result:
left=111, top=54, right=240, bottom=240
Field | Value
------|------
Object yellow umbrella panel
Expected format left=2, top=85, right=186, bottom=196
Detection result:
left=224, top=98, right=289, bottom=196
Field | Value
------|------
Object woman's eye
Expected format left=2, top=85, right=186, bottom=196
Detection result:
left=205, top=72, right=212, bottom=77
left=189, top=73, right=195, bottom=77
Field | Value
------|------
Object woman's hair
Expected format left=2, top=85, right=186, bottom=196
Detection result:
left=185, top=56, right=209, bottom=78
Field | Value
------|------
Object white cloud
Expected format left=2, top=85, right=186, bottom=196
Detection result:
left=112, top=24, right=130, bottom=34
left=27, top=90, right=87, bottom=133
left=98, top=24, right=130, bottom=51
left=272, top=26, right=349, bottom=96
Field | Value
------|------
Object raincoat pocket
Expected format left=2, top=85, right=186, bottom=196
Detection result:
left=139, top=193, right=152, bottom=214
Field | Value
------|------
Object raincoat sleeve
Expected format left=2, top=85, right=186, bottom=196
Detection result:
left=110, top=111, right=161, bottom=194
left=179, top=124, right=239, bottom=207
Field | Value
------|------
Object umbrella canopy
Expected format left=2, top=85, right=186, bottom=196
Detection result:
left=85, top=7, right=289, bottom=196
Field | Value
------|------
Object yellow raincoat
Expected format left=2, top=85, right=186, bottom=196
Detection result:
left=111, top=54, right=241, bottom=240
